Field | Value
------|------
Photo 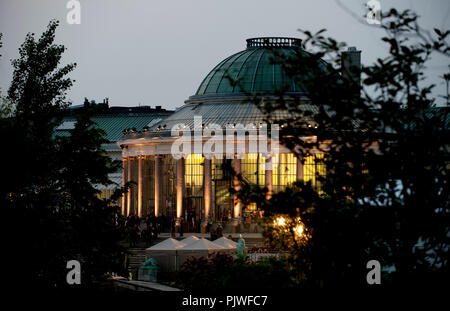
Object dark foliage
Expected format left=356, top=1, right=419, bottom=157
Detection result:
left=177, top=253, right=294, bottom=290
left=1, top=21, right=126, bottom=288
left=232, top=9, right=449, bottom=287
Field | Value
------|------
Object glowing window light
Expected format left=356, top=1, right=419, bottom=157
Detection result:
left=241, top=153, right=265, bottom=187
left=245, top=202, right=257, bottom=213
left=185, top=154, right=204, bottom=196
left=303, top=153, right=325, bottom=189
left=272, top=153, right=297, bottom=192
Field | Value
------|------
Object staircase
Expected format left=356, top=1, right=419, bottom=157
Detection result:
left=242, top=237, right=264, bottom=249
left=125, top=235, right=264, bottom=271
left=127, top=248, right=147, bottom=270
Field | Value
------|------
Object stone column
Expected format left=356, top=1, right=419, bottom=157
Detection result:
left=296, top=156, right=304, bottom=181
left=202, top=158, right=212, bottom=232
left=121, top=157, right=127, bottom=216
left=154, top=155, right=161, bottom=218
left=127, top=156, right=132, bottom=216
left=232, top=156, right=242, bottom=232
left=176, top=157, right=184, bottom=228
left=265, top=156, right=273, bottom=200
left=137, top=155, right=143, bottom=218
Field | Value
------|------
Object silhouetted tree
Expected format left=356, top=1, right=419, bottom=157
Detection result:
left=1, top=20, right=126, bottom=288
left=234, top=9, right=449, bottom=287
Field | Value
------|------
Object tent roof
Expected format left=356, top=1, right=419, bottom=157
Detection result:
left=179, top=238, right=226, bottom=251
left=213, top=237, right=237, bottom=249
left=181, top=235, right=200, bottom=246
left=146, top=238, right=186, bottom=251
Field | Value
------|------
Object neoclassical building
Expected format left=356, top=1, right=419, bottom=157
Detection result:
left=57, top=101, right=173, bottom=201
left=118, top=37, right=334, bottom=232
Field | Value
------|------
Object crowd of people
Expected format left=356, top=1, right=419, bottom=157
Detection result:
left=117, top=214, right=200, bottom=247
left=117, top=215, right=163, bottom=247
left=117, top=212, right=260, bottom=247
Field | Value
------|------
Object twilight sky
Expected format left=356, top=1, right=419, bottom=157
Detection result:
left=0, top=0, right=449, bottom=110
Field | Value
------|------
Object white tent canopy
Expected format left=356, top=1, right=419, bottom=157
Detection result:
left=145, top=237, right=236, bottom=271
left=213, top=237, right=237, bottom=249
left=181, top=235, right=200, bottom=246
left=179, top=238, right=226, bottom=251
left=145, top=238, right=187, bottom=272
left=146, top=238, right=186, bottom=251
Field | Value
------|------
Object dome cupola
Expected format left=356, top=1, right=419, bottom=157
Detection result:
left=195, top=37, right=308, bottom=96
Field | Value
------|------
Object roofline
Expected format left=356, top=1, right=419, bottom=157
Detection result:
left=186, top=92, right=309, bottom=104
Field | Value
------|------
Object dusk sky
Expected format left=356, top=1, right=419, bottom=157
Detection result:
left=1, top=0, right=449, bottom=110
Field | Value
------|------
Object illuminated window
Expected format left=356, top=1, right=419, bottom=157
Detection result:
left=241, top=153, right=265, bottom=187
left=212, top=158, right=232, bottom=217
left=241, top=154, right=265, bottom=218
left=161, top=155, right=176, bottom=216
left=144, top=156, right=155, bottom=216
left=185, top=154, right=204, bottom=196
left=212, top=157, right=224, bottom=181
left=244, top=202, right=257, bottom=215
left=272, top=153, right=297, bottom=192
left=97, top=189, right=115, bottom=202
left=303, top=153, right=326, bottom=189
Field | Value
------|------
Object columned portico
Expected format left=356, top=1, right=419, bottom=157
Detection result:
left=127, top=156, right=132, bottom=216
left=176, top=157, right=184, bottom=227
left=117, top=37, right=325, bottom=231
left=137, top=156, right=143, bottom=217
left=154, top=155, right=161, bottom=217
left=122, top=157, right=127, bottom=215
left=202, top=158, right=212, bottom=232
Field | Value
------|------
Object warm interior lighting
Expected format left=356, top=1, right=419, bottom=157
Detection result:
left=304, top=153, right=326, bottom=189
left=241, top=153, right=265, bottom=187
left=293, top=224, right=303, bottom=237
left=274, top=216, right=286, bottom=226
left=272, top=153, right=297, bottom=191
left=273, top=216, right=305, bottom=238
left=185, top=154, right=204, bottom=196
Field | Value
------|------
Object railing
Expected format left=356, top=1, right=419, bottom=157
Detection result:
left=246, top=37, right=302, bottom=48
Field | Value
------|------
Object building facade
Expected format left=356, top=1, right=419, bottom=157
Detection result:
left=118, top=38, right=328, bottom=232
left=57, top=100, right=174, bottom=201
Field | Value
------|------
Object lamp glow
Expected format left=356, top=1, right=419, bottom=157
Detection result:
left=293, top=224, right=304, bottom=237
left=274, top=216, right=286, bottom=226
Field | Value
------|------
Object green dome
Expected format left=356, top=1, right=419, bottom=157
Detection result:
left=196, top=37, right=308, bottom=96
